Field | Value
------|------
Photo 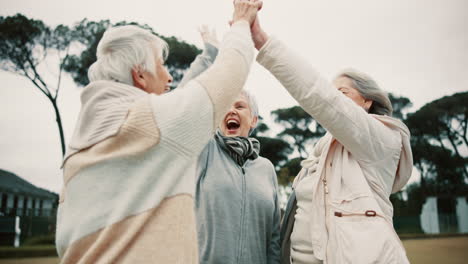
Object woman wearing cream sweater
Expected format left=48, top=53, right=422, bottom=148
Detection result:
left=56, top=1, right=262, bottom=263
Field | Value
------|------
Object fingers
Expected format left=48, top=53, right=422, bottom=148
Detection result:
left=231, top=0, right=263, bottom=25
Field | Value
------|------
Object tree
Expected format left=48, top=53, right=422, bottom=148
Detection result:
left=251, top=117, right=293, bottom=170
left=406, top=92, right=468, bottom=194
left=0, top=14, right=73, bottom=156
left=389, top=93, right=412, bottom=120
left=1, top=14, right=201, bottom=157
left=271, top=106, right=326, bottom=159
left=277, top=157, right=302, bottom=186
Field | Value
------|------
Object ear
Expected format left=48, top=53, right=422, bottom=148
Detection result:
left=364, top=99, right=373, bottom=112
left=131, top=68, right=147, bottom=91
left=250, top=115, right=258, bottom=129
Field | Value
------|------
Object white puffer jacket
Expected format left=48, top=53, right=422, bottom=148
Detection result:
left=257, top=37, right=413, bottom=264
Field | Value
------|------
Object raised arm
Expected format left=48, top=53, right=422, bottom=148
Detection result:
left=149, top=0, right=262, bottom=158
left=178, top=26, right=219, bottom=88
left=253, top=20, right=400, bottom=162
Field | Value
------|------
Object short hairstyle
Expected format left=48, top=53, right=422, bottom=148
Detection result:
left=240, top=90, right=259, bottom=118
left=239, top=90, right=259, bottom=135
left=336, top=69, right=393, bottom=116
left=88, top=25, right=169, bottom=85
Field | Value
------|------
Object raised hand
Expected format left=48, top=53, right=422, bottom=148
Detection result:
left=199, top=25, right=219, bottom=47
left=232, top=0, right=263, bottom=26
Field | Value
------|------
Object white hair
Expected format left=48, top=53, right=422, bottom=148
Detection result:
left=240, top=90, right=259, bottom=118
left=240, top=90, right=259, bottom=135
left=88, top=25, right=169, bottom=85
left=336, top=69, right=393, bottom=116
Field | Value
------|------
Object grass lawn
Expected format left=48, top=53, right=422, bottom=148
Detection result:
left=403, top=236, right=468, bottom=264
left=0, top=236, right=466, bottom=263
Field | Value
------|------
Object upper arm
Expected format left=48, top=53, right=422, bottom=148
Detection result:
left=149, top=82, right=214, bottom=158
left=257, top=37, right=400, bottom=162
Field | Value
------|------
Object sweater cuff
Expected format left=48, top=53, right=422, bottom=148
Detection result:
left=203, top=43, right=219, bottom=62
left=256, top=36, right=280, bottom=69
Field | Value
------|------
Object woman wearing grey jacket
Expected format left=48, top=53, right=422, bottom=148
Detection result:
left=180, top=26, right=281, bottom=264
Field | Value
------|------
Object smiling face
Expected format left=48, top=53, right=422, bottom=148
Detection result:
left=220, top=93, right=258, bottom=137
left=334, top=76, right=373, bottom=111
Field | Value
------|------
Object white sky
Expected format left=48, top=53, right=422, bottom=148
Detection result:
left=1, top=0, right=467, bottom=193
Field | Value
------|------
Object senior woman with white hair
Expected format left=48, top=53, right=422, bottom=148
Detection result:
left=55, top=1, right=263, bottom=263
left=248, top=15, right=413, bottom=264
left=178, top=26, right=280, bottom=264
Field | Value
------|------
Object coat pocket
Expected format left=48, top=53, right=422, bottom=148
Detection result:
left=331, top=213, right=404, bottom=264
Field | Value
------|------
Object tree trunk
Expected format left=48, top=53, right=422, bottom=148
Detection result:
left=50, top=98, right=66, bottom=157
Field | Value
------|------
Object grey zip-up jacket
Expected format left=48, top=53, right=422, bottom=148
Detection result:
left=196, top=139, right=281, bottom=264
left=180, top=38, right=281, bottom=264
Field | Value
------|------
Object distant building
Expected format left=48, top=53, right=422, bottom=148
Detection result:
left=0, top=169, right=58, bottom=217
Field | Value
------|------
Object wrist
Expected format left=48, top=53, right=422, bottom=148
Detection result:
left=253, top=30, right=269, bottom=50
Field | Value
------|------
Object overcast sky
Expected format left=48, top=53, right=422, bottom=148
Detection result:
left=1, top=0, right=467, bottom=193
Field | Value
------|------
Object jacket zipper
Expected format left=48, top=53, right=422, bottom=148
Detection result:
left=236, top=165, right=246, bottom=263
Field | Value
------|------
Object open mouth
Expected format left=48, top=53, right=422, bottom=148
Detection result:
left=226, top=119, right=240, bottom=133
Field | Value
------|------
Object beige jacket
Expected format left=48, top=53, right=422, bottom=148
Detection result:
left=257, top=37, right=413, bottom=264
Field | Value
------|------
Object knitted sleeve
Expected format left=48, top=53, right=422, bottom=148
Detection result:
left=150, top=21, right=254, bottom=158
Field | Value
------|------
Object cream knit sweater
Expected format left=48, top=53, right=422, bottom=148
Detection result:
left=56, top=21, right=254, bottom=264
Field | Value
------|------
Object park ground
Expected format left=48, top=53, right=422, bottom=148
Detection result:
left=0, top=236, right=467, bottom=264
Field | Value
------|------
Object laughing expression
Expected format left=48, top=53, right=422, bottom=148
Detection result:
left=220, top=94, right=257, bottom=137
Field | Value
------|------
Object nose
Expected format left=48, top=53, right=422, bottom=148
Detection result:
left=228, top=106, right=238, bottom=115
left=167, top=69, right=173, bottom=84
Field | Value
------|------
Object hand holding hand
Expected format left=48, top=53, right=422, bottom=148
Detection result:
left=232, top=0, right=263, bottom=26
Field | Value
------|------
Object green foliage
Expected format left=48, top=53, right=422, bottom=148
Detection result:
left=0, top=14, right=71, bottom=156
left=389, top=93, right=412, bottom=120
left=277, top=157, right=302, bottom=186
left=271, top=106, right=325, bottom=158
left=62, top=19, right=111, bottom=86
left=251, top=117, right=293, bottom=170
left=406, top=92, right=468, bottom=195
left=0, top=14, right=48, bottom=73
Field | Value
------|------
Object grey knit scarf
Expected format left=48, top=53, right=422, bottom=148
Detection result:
left=215, top=130, right=260, bottom=166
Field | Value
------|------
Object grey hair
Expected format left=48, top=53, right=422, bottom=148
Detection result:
left=239, top=90, right=259, bottom=135
left=336, top=69, right=393, bottom=116
left=88, top=25, right=169, bottom=85
left=240, top=90, right=259, bottom=118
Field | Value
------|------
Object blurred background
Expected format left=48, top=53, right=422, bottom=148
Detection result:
left=1, top=0, right=467, bottom=263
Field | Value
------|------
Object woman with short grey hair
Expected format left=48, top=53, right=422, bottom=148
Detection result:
left=249, top=13, right=413, bottom=264
left=56, top=1, right=264, bottom=263
left=181, top=26, right=280, bottom=264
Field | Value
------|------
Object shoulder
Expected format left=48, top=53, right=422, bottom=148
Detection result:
left=256, top=156, right=276, bottom=171
left=255, top=156, right=278, bottom=185
left=371, top=115, right=409, bottom=149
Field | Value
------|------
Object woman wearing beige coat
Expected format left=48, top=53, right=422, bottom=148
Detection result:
left=250, top=15, right=413, bottom=264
